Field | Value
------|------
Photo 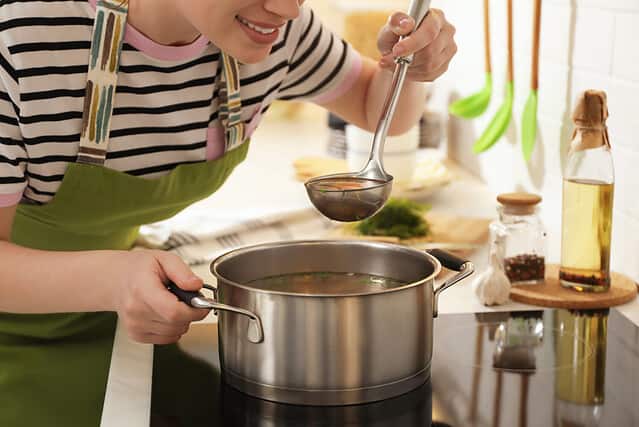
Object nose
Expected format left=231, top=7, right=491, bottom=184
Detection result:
left=263, top=0, right=301, bottom=21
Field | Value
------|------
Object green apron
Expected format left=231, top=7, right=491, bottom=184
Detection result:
left=0, top=1, right=249, bottom=425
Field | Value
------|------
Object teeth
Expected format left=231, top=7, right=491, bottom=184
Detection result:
left=237, top=16, right=276, bottom=35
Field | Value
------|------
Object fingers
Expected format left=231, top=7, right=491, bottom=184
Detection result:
left=406, top=27, right=457, bottom=80
left=379, top=9, right=457, bottom=81
left=390, top=9, right=445, bottom=58
left=155, top=251, right=203, bottom=291
left=151, top=251, right=209, bottom=323
left=144, top=278, right=207, bottom=323
left=377, top=12, right=415, bottom=56
left=123, top=294, right=207, bottom=345
left=407, top=44, right=455, bottom=82
left=116, top=250, right=212, bottom=345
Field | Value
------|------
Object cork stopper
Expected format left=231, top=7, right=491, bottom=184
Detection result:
left=571, top=90, right=610, bottom=149
left=497, top=192, right=542, bottom=215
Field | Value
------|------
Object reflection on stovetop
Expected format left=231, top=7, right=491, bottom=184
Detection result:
left=151, top=309, right=639, bottom=427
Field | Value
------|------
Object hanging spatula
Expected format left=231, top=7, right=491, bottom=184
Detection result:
left=473, top=0, right=513, bottom=153
left=449, top=0, right=492, bottom=118
left=521, top=0, right=542, bottom=161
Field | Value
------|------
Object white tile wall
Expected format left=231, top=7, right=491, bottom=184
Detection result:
left=613, top=13, right=639, bottom=80
left=608, top=78, right=639, bottom=151
left=431, top=0, right=639, bottom=282
left=572, top=7, right=616, bottom=73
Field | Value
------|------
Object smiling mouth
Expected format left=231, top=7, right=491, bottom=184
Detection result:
left=236, top=16, right=277, bottom=35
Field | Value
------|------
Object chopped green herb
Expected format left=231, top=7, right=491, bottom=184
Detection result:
left=356, top=198, right=430, bottom=239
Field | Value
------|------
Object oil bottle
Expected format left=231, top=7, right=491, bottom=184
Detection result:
left=560, top=90, right=614, bottom=292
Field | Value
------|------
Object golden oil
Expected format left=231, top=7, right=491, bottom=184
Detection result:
left=554, top=309, right=608, bottom=405
left=559, top=178, right=614, bottom=292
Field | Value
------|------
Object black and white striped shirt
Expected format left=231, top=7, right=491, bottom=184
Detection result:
left=0, top=0, right=361, bottom=206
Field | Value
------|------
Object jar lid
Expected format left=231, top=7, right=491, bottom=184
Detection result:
left=497, top=192, right=542, bottom=214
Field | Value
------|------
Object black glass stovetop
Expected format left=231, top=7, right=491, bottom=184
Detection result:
left=150, top=309, right=639, bottom=426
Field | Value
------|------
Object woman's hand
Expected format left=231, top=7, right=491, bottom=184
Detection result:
left=377, top=8, right=457, bottom=82
left=112, top=249, right=209, bottom=344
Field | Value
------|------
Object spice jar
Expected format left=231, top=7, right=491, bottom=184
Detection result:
left=489, top=193, right=546, bottom=285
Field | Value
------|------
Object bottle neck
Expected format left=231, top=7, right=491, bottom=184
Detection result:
left=564, top=144, right=614, bottom=184
left=571, top=126, right=610, bottom=152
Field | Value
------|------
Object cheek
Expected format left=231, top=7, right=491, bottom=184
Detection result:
left=177, top=0, right=230, bottom=36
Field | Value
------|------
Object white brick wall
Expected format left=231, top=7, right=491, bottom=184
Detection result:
left=430, top=0, right=639, bottom=282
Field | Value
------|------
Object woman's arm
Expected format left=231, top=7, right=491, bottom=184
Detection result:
left=320, top=9, right=456, bottom=136
left=0, top=206, right=208, bottom=344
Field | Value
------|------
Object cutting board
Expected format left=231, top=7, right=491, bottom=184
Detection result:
left=510, top=264, right=637, bottom=309
left=328, top=212, right=491, bottom=249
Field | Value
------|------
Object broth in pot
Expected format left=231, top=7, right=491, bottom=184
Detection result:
left=246, top=272, right=407, bottom=295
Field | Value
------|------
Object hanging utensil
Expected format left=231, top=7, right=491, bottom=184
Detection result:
left=305, top=0, right=431, bottom=222
left=449, top=0, right=492, bottom=118
left=521, top=0, right=542, bottom=161
left=473, top=0, right=514, bottom=153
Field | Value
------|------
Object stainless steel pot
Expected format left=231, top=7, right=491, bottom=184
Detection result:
left=169, top=240, right=473, bottom=406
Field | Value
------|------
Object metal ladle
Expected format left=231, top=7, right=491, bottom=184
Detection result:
left=305, top=0, right=431, bottom=222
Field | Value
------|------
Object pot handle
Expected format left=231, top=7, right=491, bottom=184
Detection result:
left=426, top=249, right=474, bottom=318
left=167, top=282, right=264, bottom=344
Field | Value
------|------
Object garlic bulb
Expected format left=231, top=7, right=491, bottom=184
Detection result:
left=473, top=238, right=511, bottom=306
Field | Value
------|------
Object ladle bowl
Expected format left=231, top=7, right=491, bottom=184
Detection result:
left=304, top=0, right=431, bottom=222
left=305, top=173, right=393, bottom=222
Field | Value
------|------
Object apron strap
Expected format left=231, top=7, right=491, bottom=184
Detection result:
left=78, top=1, right=245, bottom=165
left=77, top=0, right=128, bottom=166
left=218, top=53, right=246, bottom=152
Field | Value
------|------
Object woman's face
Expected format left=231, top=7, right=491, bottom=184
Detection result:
left=175, top=0, right=304, bottom=63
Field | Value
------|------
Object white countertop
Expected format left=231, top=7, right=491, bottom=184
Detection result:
left=99, top=114, right=639, bottom=427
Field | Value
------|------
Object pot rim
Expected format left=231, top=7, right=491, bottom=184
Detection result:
left=210, top=239, right=442, bottom=298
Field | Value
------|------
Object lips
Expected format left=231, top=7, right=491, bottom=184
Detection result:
left=236, top=16, right=281, bottom=45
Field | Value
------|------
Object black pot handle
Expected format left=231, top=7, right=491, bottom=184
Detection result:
left=166, top=281, right=264, bottom=344
left=426, top=249, right=474, bottom=318
left=426, top=249, right=468, bottom=272
left=167, top=281, right=205, bottom=306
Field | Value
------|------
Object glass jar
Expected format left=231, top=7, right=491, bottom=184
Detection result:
left=489, top=193, right=546, bottom=285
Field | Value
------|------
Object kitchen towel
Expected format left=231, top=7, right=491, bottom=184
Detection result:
left=137, top=208, right=333, bottom=265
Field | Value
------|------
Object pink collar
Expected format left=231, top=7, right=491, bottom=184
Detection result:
left=88, top=0, right=210, bottom=62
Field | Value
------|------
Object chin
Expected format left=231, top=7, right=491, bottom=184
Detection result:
left=230, top=47, right=272, bottom=64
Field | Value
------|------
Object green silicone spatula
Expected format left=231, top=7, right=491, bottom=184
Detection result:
left=521, top=0, right=542, bottom=161
left=449, top=0, right=492, bottom=118
left=473, top=0, right=513, bottom=153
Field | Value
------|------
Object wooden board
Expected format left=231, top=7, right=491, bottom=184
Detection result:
left=327, top=212, right=491, bottom=252
left=510, top=264, right=637, bottom=309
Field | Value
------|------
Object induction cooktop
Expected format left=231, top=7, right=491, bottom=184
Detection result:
left=150, top=308, right=639, bottom=426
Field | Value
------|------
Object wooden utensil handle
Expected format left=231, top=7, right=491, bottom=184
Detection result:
left=531, top=0, right=542, bottom=90
left=484, top=0, right=492, bottom=73
left=507, top=0, right=513, bottom=83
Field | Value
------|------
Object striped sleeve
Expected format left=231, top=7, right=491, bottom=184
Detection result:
left=277, top=6, right=362, bottom=104
left=0, top=38, right=26, bottom=207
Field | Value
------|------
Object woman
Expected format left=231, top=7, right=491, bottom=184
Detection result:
left=0, top=0, right=456, bottom=425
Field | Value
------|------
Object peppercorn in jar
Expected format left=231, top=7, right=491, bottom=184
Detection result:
left=489, top=193, right=547, bottom=285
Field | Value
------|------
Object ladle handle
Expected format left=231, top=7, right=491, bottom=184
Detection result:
left=365, top=0, right=431, bottom=178
left=403, top=0, right=433, bottom=63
